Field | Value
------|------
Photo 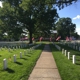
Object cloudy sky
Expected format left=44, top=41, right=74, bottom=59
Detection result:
left=57, top=0, right=80, bottom=35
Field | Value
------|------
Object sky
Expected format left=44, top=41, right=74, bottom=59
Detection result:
left=0, top=1, right=2, bottom=7
left=57, top=0, right=80, bottom=35
left=0, top=1, right=80, bottom=35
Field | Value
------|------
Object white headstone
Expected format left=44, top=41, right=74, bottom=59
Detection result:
left=13, top=47, right=14, bottom=51
left=65, top=50, right=67, bottom=56
left=68, top=52, right=70, bottom=59
left=8, top=48, right=10, bottom=52
left=62, top=49, right=64, bottom=54
left=3, top=58, right=7, bottom=70
left=24, top=50, right=26, bottom=55
left=16, top=46, right=17, bottom=49
left=13, top=55, right=16, bottom=62
left=5, top=46, right=7, bottom=49
left=20, top=52, right=22, bottom=58
left=19, top=46, right=20, bottom=49
left=73, top=55, right=75, bottom=64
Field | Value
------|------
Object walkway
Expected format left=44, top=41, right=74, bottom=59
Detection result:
left=28, top=44, right=61, bottom=80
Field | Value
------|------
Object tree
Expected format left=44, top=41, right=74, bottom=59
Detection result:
left=0, top=0, right=78, bottom=43
left=0, top=1, right=23, bottom=41
left=32, top=8, right=59, bottom=38
left=56, top=17, right=76, bottom=39
left=71, top=32, right=79, bottom=39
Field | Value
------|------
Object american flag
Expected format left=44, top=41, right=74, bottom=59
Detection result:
left=66, top=36, right=69, bottom=41
left=32, top=37, right=34, bottom=41
left=56, top=36, right=61, bottom=41
left=69, top=37, right=72, bottom=41
left=66, top=36, right=72, bottom=41
left=40, top=37, right=43, bottom=41
left=50, top=37, right=52, bottom=41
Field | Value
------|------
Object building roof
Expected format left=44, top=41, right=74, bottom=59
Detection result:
left=50, top=30, right=57, bottom=33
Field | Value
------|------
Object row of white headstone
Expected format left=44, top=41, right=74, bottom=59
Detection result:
left=68, top=43, right=80, bottom=51
left=0, top=45, right=25, bottom=51
left=0, top=43, right=27, bottom=48
left=52, top=42, right=61, bottom=51
left=32, top=43, right=42, bottom=49
left=3, top=44, right=42, bottom=70
left=62, top=49, right=75, bottom=64
left=60, top=41, right=80, bottom=51
left=3, top=51, right=27, bottom=70
left=55, top=44, right=61, bottom=51
left=0, top=41, right=28, bottom=48
left=0, top=46, right=23, bottom=52
left=0, top=43, right=35, bottom=52
left=52, top=42, right=76, bottom=64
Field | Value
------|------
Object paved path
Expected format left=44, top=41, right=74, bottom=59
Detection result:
left=28, top=44, right=61, bottom=80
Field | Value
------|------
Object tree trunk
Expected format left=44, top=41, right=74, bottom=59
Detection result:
left=29, top=30, right=32, bottom=43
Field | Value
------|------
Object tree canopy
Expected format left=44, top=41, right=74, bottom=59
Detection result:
left=0, top=0, right=78, bottom=42
left=56, top=17, right=79, bottom=39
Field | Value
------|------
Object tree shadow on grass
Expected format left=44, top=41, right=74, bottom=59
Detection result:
left=26, top=54, right=31, bottom=57
left=10, top=51, right=13, bottom=53
left=5, top=68, right=15, bottom=73
left=15, top=62, right=23, bottom=65
left=21, top=58, right=28, bottom=60
left=76, top=62, right=80, bottom=65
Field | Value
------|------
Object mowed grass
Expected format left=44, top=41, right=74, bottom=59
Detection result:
left=50, top=43, right=80, bottom=80
left=57, top=43, right=80, bottom=65
left=0, top=43, right=44, bottom=80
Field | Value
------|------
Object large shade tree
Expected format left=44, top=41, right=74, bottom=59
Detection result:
left=56, top=17, right=77, bottom=39
left=0, top=0, right=78, bottom=43
left=0, top=2, right=23, bottom=41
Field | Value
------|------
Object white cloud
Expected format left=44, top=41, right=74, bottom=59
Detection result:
left=0, top=1, right=2, bottom=7
left=73, top=15, right=80, bottom=20
left=76, top=27, right=80, bottom=35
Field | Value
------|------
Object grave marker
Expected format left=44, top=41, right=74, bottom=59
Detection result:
left=68, top=52, right=70, bottom=59
left=13, top=55, right=16, bottom=62
left=65, top=50, right=67, bottom=56
left=62, top=49, right=64, bottom=54
left=3, top=58, right=7, bottom=70
left=73, top=55, right=75, bottom=64
left=20, top=52, right=22, bottom=58
left=24, top=50, right=26, bottom=55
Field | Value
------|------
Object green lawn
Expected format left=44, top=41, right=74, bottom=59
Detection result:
left=0, top=43, right=44, bottom=80
left=1, top=41, right=80, bottom=80
left=50, top=42, right=80, bottom=80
